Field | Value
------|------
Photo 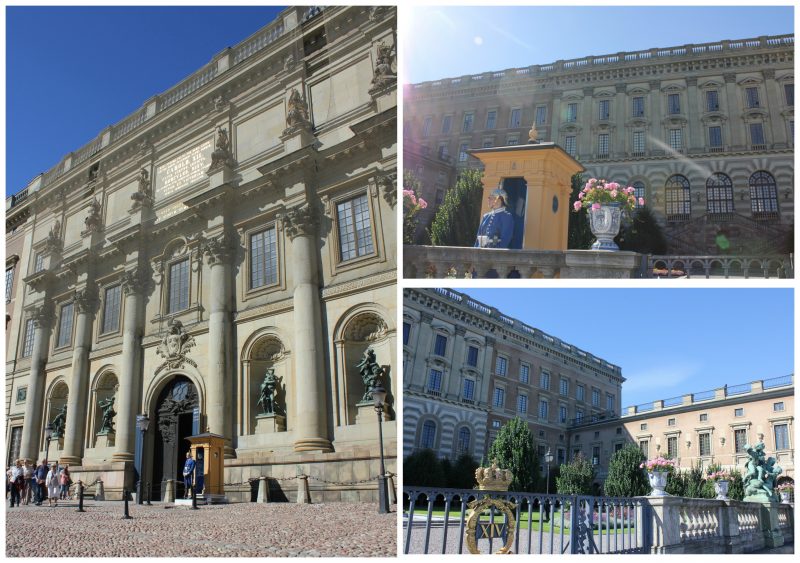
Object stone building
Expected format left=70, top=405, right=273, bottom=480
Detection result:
left=403, top=288, right=623, bottom=466
left=5, top=6, right=398, bottom=502
left=404, top=34, right=794, bottom=254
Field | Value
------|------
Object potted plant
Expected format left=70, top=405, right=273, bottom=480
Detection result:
left=639, top=457, right=676, bottom=497
left=572, top=178, right=643, bottom=251
left=777, top=482, right=793, bottom=504
left=705, top=468, right=732, bottom=500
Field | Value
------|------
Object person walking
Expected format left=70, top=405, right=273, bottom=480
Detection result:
left=59, top=465, right=71, bottom=500
left=9, top=460, right=24, bottom=508
left=34, top=460, right=48, bottom=506
left=45, top=463, right=60, bottom=507
left=22, top=460, right=34, bottom=505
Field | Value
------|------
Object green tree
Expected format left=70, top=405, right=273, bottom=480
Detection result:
left=728, top=469, right=745, bottom=501
left=567, top=173, right=593, bottom=249
left=603, top=444, right=649, bottom=497
left=446, top=453, right=480, bottom=489
left=487, top=417, right=539, bottom=492
left=403, top=449, right=446, bottom=487
left=555, top=454, right=595, bottom=495
left=616, top=206, right=668, bottom=255
left=665, top=470, right=687, bottom=497
left=429, top=168, right=484, bottom=246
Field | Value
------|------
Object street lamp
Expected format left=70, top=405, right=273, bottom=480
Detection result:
left=43, top=423, right=54, bottom=464
left=544, top=448, right=554, bottom=523
left=135, top=414, right=150, bottom=505
left=372, top=384, right=391, bottom=514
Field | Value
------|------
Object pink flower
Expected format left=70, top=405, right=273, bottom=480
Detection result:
left=591, top=203, right=601, bottom=210
left=418, top=198, right=428, bottom=209
left=408, top=194, right=417, bottom=205
left=639, top=197, right=645, bottom=206
left=402, top=189, right=415, bottom=197
left=578, top=192, right=584, bottom=199
left=627, top=186, right=635, bottom=194
left=607, top=182, right=619, bottom=190
left=573, top=200, right=582, bottom=211
left=610, top=190, right=618, bottom=198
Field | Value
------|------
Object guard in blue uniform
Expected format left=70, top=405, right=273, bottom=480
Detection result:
left=475, top=187, right=514, bottom=248
left=182, top=452, right=196, bottom=499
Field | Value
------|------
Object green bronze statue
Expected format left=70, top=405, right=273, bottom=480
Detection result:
left=357, top=348, right=384, bottom=402
left=51, top=405, right=67, bottom=438
left=98, top=396, right=116, bottom=435
left=257, top=369, right=283, bottom=415
left=743, top=441, right=783, bottom=502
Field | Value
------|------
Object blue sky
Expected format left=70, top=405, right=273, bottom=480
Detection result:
left=403, top=5, right=794, bottom=84
left=6, top=6, right=285, bottom=197
left=458, top=288, right=794, bottom=408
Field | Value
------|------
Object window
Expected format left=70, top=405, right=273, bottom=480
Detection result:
left=22, top=318, right=35, bottom=357
left=632, top=96, right=644, bottom=117
left=785, top=84, right=794, bottom=106
left=506, top=136, right=519, bottom=146
left=774, top=402, right=785, bottom=412
left=668, top=418, right=676, bottom=426
left=441, top=115, right=452, bottom=134
left=509, top=108, right=522, bottom=128
left=774, top=424, right=789, bottom=450
left=745, top=87, right=760, bottom=108
left=667, top=436, right=678, bottom=459
left=557, top=448, right=566, bottom=465
left=665, top=174, right=691, bottom=219
left=632, top=131, right=645, bottom=155
left=632, top=181, right=646, bottom=208
left=708, top=126, right=723, bottom=149
left=458, top=143, right=470, bottom=162
left=462, top=378, right=475, bottom=402
left=669, top=128, right=683, bottom=151
left=427, top=369, right=442, bottom=395
left=706, top=173, right=734, bottom=214
left=616, top=427, right=622, bottom=435
left=591, top=388, right=600, bottom=407
left=437, top=142, right=449, bottom=159
left=699, top=413, right=708, bottom=422
left=519, top=364, right=530, bottom=384
left=599, top=100, right=610, bottom=120
left=606, top=393, right=614, bottom=412
left=576, top=385, right=585, bottom=402
left=640, top=423, right=648, bottom=431
left=402, top=322, right=410, bottom=345
left=457, top=427, right=471, bottom=454
left=422, top=116, right=432, bottom=137
left=575, top=409, right=584, bottom=424
left=486, top=110, right=497, bottom=129
left=540, top=370, right=550, bottom=390
left=749, top=122, right=765, bottom=147
left=482, top=139, right=493, bottom=148
left=639, top=440, right=649, bottom=458
left=434, top=334, right=447, bottom=356
left=735, top=428, right=748, bottom=453
left=250, top=227, right=278, bottom=289
left=493, top=387, right=505, bottom=408
left=699, top=433, right=711, bottom=456
left=598, top=133, right=609, bottom=156
left=56, top=302, right=74, bottom=348
left=492, top=420, right=501, bottom=429
left=5, top=267, right=14, bottom=302
left=749, top=171, right=779, bottom=216
left=337, top=194, right=375, bottom=262
left=495, top=356, right=508, bottom=377
left=101, top=285, right=122, bottom=335
left=7, top=427, right=22, bottom=467
left=564, top=135, right=576, bottom=156
left=539, top=399, right=549, bottom=420
left=518, top=394, right=528, bottom=413
left=167, top=259, right=190, bottom=313
left=421, top=420, right=436, bottom=449
left=566, top=103, right=578, bottom=122
left=535, top=106, right=547, bottom=125
left=592, top=446, right=600, bottom=464
left=462, top=112, right=474, bottom=132
left=34, top=253, right=45, bottom=273
left=668, top=93, right=680, bottom=114
left=615, top=443, right=623, bottom=453
left=706, top=90, right=719, bottom=112
left=559, top=378, right=568, bottom=396
left=559, top=405, right=567, bottom=423
left=466, top=345, right=479, bottom=367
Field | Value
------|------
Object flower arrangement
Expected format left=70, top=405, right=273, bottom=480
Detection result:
left=572, top=178, right=644, bottom=213
left=402, top=188, right=427, bottom=244
left=777, top=482, right=794, bottom=493
left=705, top=470, right=731, bottom=482
left=639, top=457, right=677, bottom=473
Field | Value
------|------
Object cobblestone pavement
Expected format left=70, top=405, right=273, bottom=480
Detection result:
left=6, top=501, right=397, bottom=557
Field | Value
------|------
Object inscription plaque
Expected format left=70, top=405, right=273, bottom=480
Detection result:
left=155, top=139, right=213, bottom=199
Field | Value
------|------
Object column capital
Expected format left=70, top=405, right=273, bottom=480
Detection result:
left=762, top=69, right=776, bottom=80
left=121, top=266, right=153, bottom=296
left=279, top=204, right=318, bottom=240
left=615, top=83, right=626, bottom=94
left=74, top=285, right=100, bottom=315
left=203, top=233, right=236, bottom=266
left=30, top=302, right=56, bottom=328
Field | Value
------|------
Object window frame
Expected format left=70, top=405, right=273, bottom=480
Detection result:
left=485, top=109, right=497, bottom=130
left=54, top=301, right=75, bottom=350
left=706, top=172, right=735, bottom=214
left=335, top=192, right=377, bottom=265
left=420, top=420, right=436, bottom=449
left=22, top=318, right=35, bottom=358
left=509, top=108, right=522, bottom=128
left=517, top=393, right=528, bottom=414
left=433, top=333, right=448, bottom=356
left=564, top=135, right=576, bottom=157
left=462, top=111, right=475, bottom=133
left=665, top=174, right=692, bottom=220
left=441, top=114, right=453, bottom=135
left=566, top=103, right=578, bottom=123
left=247, top=224, right=281, bottom=292
left=597, top=133, right=609, bottom=156
left=495, top=355, right=508, bottom=377
left=166, top=257, right=191, bottom=315
left=493, top=386, right=505, bottom=408
left=519, top=363, right=530, bottom=384
left=632, top=96, right=644, bottom=117
left=667, top=93, right=681, bottom=114
left=598, top=99, right=610, bottom=120
left=100, top=283, right=123, bottom=336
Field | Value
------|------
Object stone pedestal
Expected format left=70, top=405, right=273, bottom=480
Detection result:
left=95, top=432, right=115, bottom=448
left=48, top=436, right=64, bottom=458
left=257, top=477, right=270, bottom=503
left=255, top=413, right=287, bottom=434
left=163, top=479, right=175, bottom=503
left=758, top=502, right=785, bottom=548
left=355, top=402, right=378, bottom=425
left=94, top=480, right=105, bottom=501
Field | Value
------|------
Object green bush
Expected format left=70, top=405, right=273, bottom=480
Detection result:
left=428, top=169, right=483, bottom=247
left=487, top=417, right=539, bottom=492
left=603, top=444, right=649, bottom=497
left=616, top=206, right=668, bottom=255
left=403, top=449, right=446, bottom=487
left=728, top=469, right=745, bottom=501
left=447, top=453, right=480, bottom=489
left=567, top=173, right=593, bottom=249
left=555, top=454, right=595, bottom=495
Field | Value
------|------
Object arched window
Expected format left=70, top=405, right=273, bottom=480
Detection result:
left=749, top=171, right=779, bottom=219
left=706, top=173, right=734, bottom=214
left=632, top=181, right=646, bottom=209
left=456, top=426, right=471, bottom=455
left=420, top=420, right=436, bottom=450
left=665, top=174, right=691, bottom=221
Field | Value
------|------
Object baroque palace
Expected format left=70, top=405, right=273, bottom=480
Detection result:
left=5, top=6, right=398, bottom=502
left=403, top=288, right=794, bottom=487
left=404, top=34, right=794, bottom=254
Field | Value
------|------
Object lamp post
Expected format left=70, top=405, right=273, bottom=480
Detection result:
left=544, top=448, right=554, bottom=523
left=43, top=423, right=54, bottom=464
left=372, top=384, right=391, bottom=514
left=135, top=414, right=150, bottom=505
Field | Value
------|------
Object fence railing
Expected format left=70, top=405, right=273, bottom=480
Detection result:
left=648, top=255, right=793, bottom=278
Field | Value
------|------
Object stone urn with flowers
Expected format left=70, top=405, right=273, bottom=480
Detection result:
left=572, top=178, right=644, bottom=251
left=640, top=457, right=676, bottom=497
left=706, top=469, right=732, bottom=500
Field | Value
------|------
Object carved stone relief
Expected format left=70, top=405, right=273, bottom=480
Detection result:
left=155, top=318, right=198, bottom=375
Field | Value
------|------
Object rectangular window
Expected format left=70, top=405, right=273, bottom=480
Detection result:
left=337, top=194, right=374, bottom=262
left=493, top=387, right=505, bottom=408
left=667, top=436, right=678, bottom=459
left=592, top=446, right=600, bottom=464
left=509, top=108, right=522, bottom=128
left=699, top=413, right=708, bottom=422
left=519, top=364, right=530, bottom=384
left=599, top=100, right=610, bottom=120
left=427, top=369, right=442, bottom=394
left=5, top=267, right=14, bottom=302
left=421, top=422, right=435, bottom=449
left=746, top=87, right=760, bottom=108
left=606, top=393, right=614, bottom=412
left=434, top=334, right=447, bottom=356
left=403, top=322, right=410, bottom=346
left=598, top=134, right=609, bottom=156
left=564, top=135, right=576, bottom=156
left=734, top=408, right=744, bottom=417
left=706, top=90, right=719, bottom=111
left=559, top=378, right=568, bottom=396
left=167, top=259, right=190, bottom=313
left=16, top=387, right=27, bottom=403
left=535, top=106, right=547, bottom=125
left=518, top=394, right=528, bottom=413
left=557, top=448, right=565, bottom=465
left=250, top=227, right=278, bottom=289
left=615, top=442, right=623, bottom=452
left=774, top=424, right=789, bottom=450
left=750, top=123, right=765, bottom=146
left=633, top=131, right=645, bottom=154
left=632, top=96, right=644, bottom=117
left=668, top=93, right=681, bottom=114
left=774, top=402, right=785, bottom=412
left=559, top=405, right=567, bottom=423
left=437, top=142, right=449, bottom=158
left=709, top=126, right=723, bottom=148
left=486, top=110, right=497, bottom=130
left=539, top=399, right=549, bottom=420
left=735, top=428, right=748, bottom=453
left=422, top=116, right=432, bottom=137
left=577, top=385, right=585, bottom=402
left=567, top=103, right=578, bottom=123
left=591, top=388, right=600, bottom=407
left=462, top=112, right=474, bottom=132
left=458, top=143, right=470, bottom=162
left=640, top=440, right=649, bottom=458
left=495, top=356, right=508, bottom=377
left=462, top=378, right=475, bottom=402
left=441, top=115, right=452, bottom=134
left=101, top=284, right=122, bottom=335
left=506, top=136, right=519, bottom=146
left=466, top=345, right=479, bottom=367
left=699, top=433, right=711, bottom=456
left=785, top=84, right=794, bottom=106
left=482, top=139, right=493, bottom=148
left=22, top=318, right=35, bottom=357
left=576, top=409, right=584, bottom=424
left=34, top=253, right=44, bottom=273
left=540, top=370, right=550, bottom=389
left=669, top=128, right=683, bottom=151
left=56, top=302, right=74, bottom=348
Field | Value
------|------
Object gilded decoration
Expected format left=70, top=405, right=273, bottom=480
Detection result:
left=465, top=496, right=517, bottom=554
left=155, top=318, right=198, bottom=375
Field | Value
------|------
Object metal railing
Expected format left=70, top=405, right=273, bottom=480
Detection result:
left=763, top=374, right=794, bottom=389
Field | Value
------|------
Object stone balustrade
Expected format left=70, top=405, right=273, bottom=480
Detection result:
left=649, top=255, right=794, bottom=278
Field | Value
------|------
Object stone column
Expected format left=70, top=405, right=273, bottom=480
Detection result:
left=60, top=287, right=98, bottom=465
left=446, top=326, right=467, bottom=398
left=613, top=83, right=627, bottom=156
left=282, top=204, right=332, bottom=452
left=579, top=87, right=594, bottom=157
left=550, top=94, right=562, bottom=144
left=413, top=313, right=435, bottom=390
left=762, top=69, right=787, bottom=147
left=19, top=303, right=55, bottom=464
left=723, top=73, right=745, bottom=150
left=686, top=78, right=701, bottom=151
left=112, top=267, right=148, bottom=462
left=648, top=81, right=663, bottom=150
left=640, top=496, right=684, bottom=553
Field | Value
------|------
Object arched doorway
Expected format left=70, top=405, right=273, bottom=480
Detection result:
left=151, top=376, right=198, bottom=500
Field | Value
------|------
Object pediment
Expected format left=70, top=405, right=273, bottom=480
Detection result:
left=737, top=76, right=763, bottom=86
left=661, top=83, right=685, bottom=93
left=562, top=92, right=583, bottom=101
left=628, top=87, right=648, bottom=96
left=595, top=90, right=615, bottom=98
left=699, top=80, right=724, bottom=90
left=777, top=73, right=794, bottom=83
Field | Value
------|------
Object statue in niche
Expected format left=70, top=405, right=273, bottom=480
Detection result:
left=51, top=405, right=67, bottom=438
left=207, top=126, right=234, bottom=172
left=356, top=348, right=384, bottom=402
left=369, top=41, right=396, bottom=93
left=131, top=168, right=153, bottom=208
left=45, top=220, right=63, bottom=253
left=84, top=198, right=103, bottom=233
left=283, top=89, right=312, bottom=135
left=98, top=396, right=116, bottom=435
left=743, top=441, right=783, bottom=502
left=257, top=369, right=283, bottom=415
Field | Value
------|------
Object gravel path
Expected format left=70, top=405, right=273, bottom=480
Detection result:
left=6, top=501, right=397, bottom=557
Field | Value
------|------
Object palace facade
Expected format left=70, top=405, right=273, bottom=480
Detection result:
left=404, top=34, right=794, bottom=254
left=5, top=5, right=398, bottom=502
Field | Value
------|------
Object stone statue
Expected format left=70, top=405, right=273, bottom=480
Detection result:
left=84, top=198, right=103, bottom=233
left=743, top=441, right=783, bottom=502
left=356, top=348, right=383, bottom=402
left=98, top=396, right=116, bottom=434
left=51, top=405, right=67, bottom=438
left=369, top=41, right=396, bottom=93
left=131, top=168, right=153, bottom=208
left=283, top=89, right=312, bottom=134
left=257, top=369, right=282, bottom=415
left=44, top=220, right=63, bottom=253
left=207, top=126, right=235, bottom=172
